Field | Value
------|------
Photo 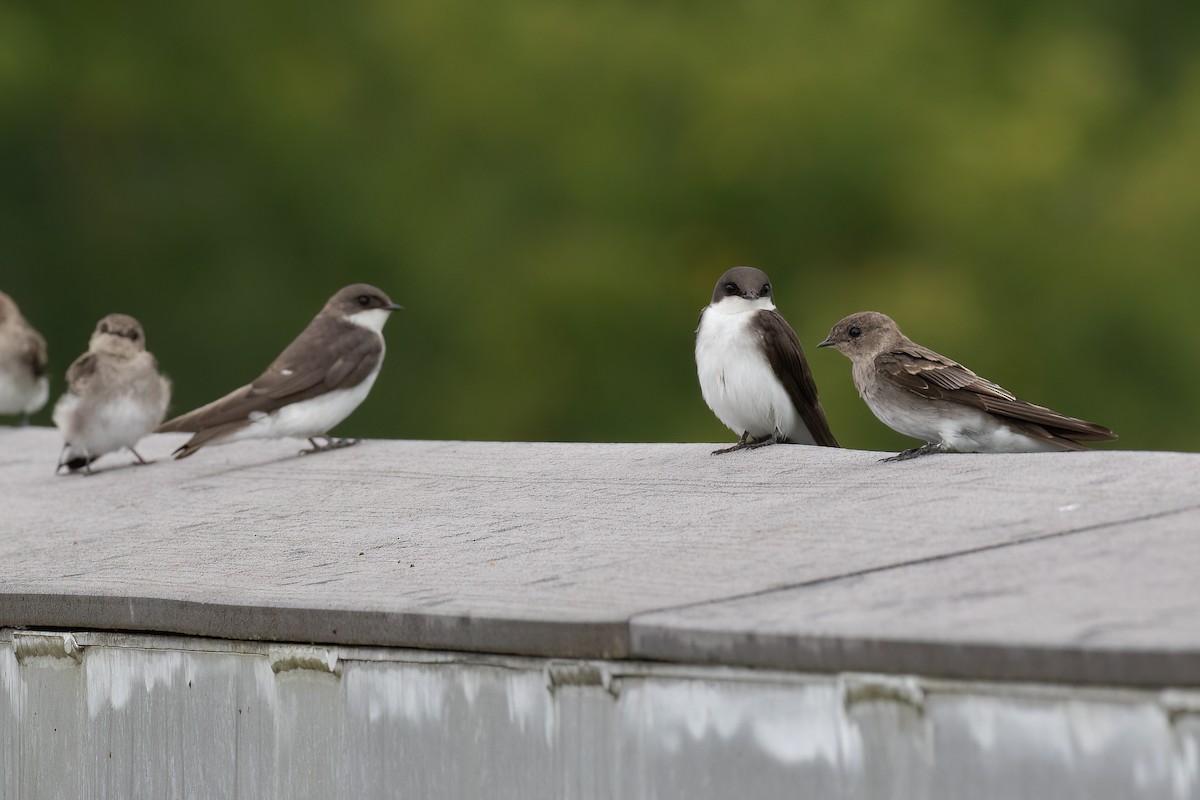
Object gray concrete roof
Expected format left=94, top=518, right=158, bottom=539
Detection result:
left=1, top=426, right=1197, bottom=686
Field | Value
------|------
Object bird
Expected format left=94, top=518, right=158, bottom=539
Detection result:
left=817, top=311, right=1117, bottom=461
left=0, top=291, right=49, bottom=424
left=695, top=266, right=839, bottom=454
left=158, top=283, right=402, bottom=459
left=53, top=314, right=171, bottom=474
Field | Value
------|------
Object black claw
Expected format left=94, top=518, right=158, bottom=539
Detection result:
left=300, top=436, right=360, bottom=455
left=880, top=443, right=945, bottom=463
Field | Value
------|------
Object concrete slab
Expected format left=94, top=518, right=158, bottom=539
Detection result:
left=0, top=426, right=1196, bottom=683
left=632, top=509, right=1200, bottom=686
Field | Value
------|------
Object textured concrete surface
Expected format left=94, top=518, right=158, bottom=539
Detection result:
left=1, top=425, right=1197, bottom=685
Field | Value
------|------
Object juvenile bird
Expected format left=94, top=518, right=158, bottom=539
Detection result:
left=0, top=291, right=49, bottom=424
left=54, top=314, right=171, bottom=474
left=695, top=267, right=838, bottom=454
left=158, top=284, right=402, bottom=458
left=818, top=311, right=1116, bottom=461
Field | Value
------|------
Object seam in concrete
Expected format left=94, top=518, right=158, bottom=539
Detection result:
left=629, top=501, right=1200, bottom=621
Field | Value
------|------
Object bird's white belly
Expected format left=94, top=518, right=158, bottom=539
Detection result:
left=57, top=394, right=160, bottom=458
left=862, top=391, right=1058, bottom=453
left=696, top=309, right=807, bottom=442
left=228, top=365, right=380, bottom=443
left=0, top=367, right=48, bottom=415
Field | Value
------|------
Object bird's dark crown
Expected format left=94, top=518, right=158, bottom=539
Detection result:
left=711, top=266, right=775, bottom=306
left=325, top=283, right=402, bottom=316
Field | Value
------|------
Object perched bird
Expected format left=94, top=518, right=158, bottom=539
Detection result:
left=0, top=291, right=49, bottom=424
left=53, top=314, right=171, bottom=474
left=158, top=283, right=402, bottom=458
left=695, top=266, right=838, bottom=454
left=818, top=311, right=1117, bottom=461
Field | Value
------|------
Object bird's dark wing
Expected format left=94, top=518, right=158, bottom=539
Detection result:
left=876, top=346, right=1116, bottom=443
left=64, top=352, right=98, bottom=395
left=22, top=327, right=47, bottom=378
left=158, top=316, right=382, bottom=434
left=751, top=310, right=839, bottom=447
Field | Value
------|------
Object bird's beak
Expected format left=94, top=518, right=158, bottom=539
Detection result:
left=386, top=302, right=405, bottom=311
left=816, top=337, right=834, bottom=348
left=743, top=292, right=758, bottom=301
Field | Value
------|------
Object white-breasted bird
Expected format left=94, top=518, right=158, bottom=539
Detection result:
left=54, top=313, right=171, bottom=474
left=695, top=266, right=838, bottom=454
left=158, top=283, right=402, bottom=458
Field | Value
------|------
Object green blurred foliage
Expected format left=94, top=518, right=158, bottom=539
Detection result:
left=2, top=0, right=1198, bottom=450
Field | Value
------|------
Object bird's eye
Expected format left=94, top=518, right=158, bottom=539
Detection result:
left=724, top=283, right=738, bottom=295
left=99, top=323, right=109, bottom=334
left=848, top=326, right=862, bottom=339
left=129, top=330, right=139, bottom=341
left=762, top=284, right=771, bottom=295
left=357, top=295, right=371, bottom=307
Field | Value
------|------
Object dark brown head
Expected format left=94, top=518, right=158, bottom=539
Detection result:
left=323, top=284, right=404, bottom=333
left=709, top=266, right=776, bottom=307
left=325, top=284, right=402, bottom=315
left=90, top=313, right=148, bottom=354
left=817, top=311, right=903, bottom=360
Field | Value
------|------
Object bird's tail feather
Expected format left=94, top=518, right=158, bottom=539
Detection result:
left=171, top=422, right=246, bottom=459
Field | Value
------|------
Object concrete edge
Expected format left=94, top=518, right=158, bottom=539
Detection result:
left=0, top=593, right=630, bottom=661
left=627, top=623, right=1200, bottom=688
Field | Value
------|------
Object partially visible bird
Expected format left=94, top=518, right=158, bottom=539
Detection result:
left=54, top=314, right=171, bottom=474
left=158, top=283, right=402, bottom=459
left=818, top=311, right=1117, bottom=461
left=0, top=291, right=49, bottom=424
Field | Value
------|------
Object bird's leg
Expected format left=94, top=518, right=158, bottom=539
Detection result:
left=82, top=447, right=94, bottom=476
left=55, top=445, right=71, bottom=475
left=711, top=432, right=753, bottom=455
left=19, top=412, right=30, bottom=426
left=301, top=436, right=360, bottom=455
left=880, top=442, right=949, bottom=463
left=128, top=446, right=152, bottom=466
left=740, top=429, right=789, bottom=450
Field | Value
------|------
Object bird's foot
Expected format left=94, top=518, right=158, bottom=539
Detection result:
left=712, top=430, right=787, bottom=455
left=712, top=432, right=753, bottom=455
left=300, top=436, right=360, bottom=455
left=56, top=446, right=96, bottom=475
left=880, top=443, right=948, bottom=463
left=128, top=446, right=153, bottom=466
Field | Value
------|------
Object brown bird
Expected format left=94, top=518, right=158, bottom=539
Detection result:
left=695, top=267, right=838, bottom=454
left=53, top=314, right=171, bottom=474
left=158, top=284, right=402, bottom=459
left=0, top=291, right=49, bottom=424
left=818, top=311, right=1116, bottom=461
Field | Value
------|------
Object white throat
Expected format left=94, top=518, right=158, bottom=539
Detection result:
left=709, top=296, right=776, bottom=316
left=346, top=308, right=391, bottom=333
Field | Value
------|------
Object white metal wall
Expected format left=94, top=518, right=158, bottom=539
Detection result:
left=1, top=631, right=1197, bottom=799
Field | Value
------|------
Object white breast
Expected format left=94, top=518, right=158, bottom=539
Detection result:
left=860, top=383, right=1062, bottom=453
left=224, top=360, right=383, bottom=443
left=695, top=300, right=813, bottom=444
left=0, top=363, right=48, bottom=416
left=54, top=357, right=169, bottom=461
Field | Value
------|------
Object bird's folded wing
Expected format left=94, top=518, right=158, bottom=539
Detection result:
left=753, top=310, right=839, bottom=447
left=65, top=352, right=98, bottom=395
left=23, top=328, right=47, bottom=378
left=158, top=317, right=382, bottom=433
left=877, top=348, right=1116, bottom=441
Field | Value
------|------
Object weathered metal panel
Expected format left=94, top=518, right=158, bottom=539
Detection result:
left=2, top=632, right=1198, bottom=799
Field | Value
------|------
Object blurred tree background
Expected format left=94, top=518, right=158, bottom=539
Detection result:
left=2, top=0, right=1198, bottom=451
